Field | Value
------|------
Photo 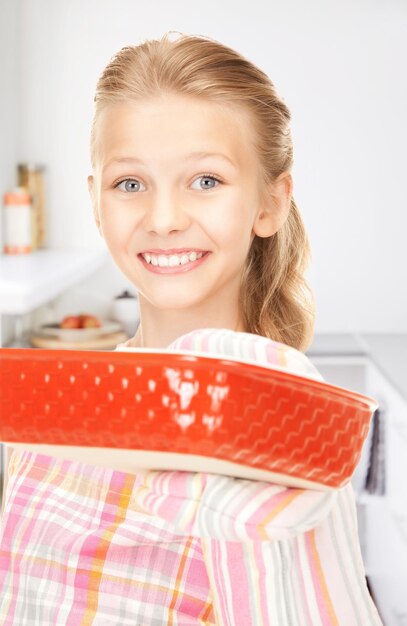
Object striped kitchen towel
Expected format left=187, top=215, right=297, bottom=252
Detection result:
left=364, top=407, right=386, bottom=496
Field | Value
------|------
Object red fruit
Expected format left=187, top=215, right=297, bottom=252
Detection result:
left=80, top=314, right=102, bottom=328
left=60, top=315, right=81, bottom=329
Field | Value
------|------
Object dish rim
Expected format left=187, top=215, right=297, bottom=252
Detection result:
left=0, top=346, right=379, bottom=412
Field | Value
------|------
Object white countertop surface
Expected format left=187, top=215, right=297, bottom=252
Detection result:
left=0, top=248, right=108, bottom=315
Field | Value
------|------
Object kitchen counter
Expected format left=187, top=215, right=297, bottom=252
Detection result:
left=306, top=332, right=407, bottom=403
left=0, top=248, right=108, bottom=315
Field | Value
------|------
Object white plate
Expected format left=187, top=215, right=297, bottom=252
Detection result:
left=34, top=320, right=123, bottom=341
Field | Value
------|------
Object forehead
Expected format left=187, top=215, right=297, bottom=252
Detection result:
left=96, top=95, right=259, bottom=172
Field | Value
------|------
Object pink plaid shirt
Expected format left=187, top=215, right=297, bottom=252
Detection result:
left=0, top=448, right=382, bottom=625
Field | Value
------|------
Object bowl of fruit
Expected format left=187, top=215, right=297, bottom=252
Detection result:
left=31, top=313, right=127, bottom=349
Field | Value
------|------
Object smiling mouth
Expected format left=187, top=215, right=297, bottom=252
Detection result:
left=138, top=250, right=211, bottom=274
left=140, top=250, right=207, bottom=268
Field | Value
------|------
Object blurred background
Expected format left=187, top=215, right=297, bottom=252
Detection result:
left=0, top=1, right=406, bottom=623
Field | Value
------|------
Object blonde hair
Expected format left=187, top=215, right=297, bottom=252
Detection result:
left=90, top=31, right=316, bottom=352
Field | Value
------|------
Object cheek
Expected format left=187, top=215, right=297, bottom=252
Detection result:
left=215, top=206, right=254, bottom=250
left=99, top=205, right=133, bottom=243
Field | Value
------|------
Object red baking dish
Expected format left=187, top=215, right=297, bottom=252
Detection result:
left=0, top=347, right=378, bottom=491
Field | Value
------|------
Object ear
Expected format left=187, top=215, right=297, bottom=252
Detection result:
left=87, top=175, right=103, bottom=237
left=253, top=170, right=293, bottom=238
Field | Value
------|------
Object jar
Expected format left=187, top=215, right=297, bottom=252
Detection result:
left=111, top=290, right=139, bottom=337
left=2, top=187, right=33, bottom=254
left=17, top=163, right=47, bottom=250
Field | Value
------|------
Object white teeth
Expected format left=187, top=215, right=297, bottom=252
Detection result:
left=142, top=251, right=206, bottom=267
left=168, top=255, right=180, bottom=267
left=157, top=254, right=169, bottom=267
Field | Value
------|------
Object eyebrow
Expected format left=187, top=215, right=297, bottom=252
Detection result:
left=103, top=151, right=237, bottom=172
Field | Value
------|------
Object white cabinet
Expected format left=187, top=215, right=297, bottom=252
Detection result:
left=365, top=361, right=407, bottom=626
left=366, top=497, right=407, bottom=626
left=365, top=360, right=407, bottom=516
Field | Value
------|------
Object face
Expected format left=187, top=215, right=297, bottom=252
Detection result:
left=88, top=94, right=287, bottom=314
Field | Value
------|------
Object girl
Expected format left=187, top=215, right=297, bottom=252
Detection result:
left=87, top=32, right=313, bottom=353
left=0, top=32, right=383, bottom=625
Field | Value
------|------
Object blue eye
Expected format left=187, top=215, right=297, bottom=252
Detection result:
left=191, top=174, right=222, bottom=191
left=114, top=178, right=144, bottom=193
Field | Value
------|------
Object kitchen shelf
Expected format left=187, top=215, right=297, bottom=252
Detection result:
left=0, top=248, right=108, bottom=315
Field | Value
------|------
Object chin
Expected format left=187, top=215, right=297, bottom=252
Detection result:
left=142, top=287, right=210, bottom=311
left=152, top=296, right=205, bottom=311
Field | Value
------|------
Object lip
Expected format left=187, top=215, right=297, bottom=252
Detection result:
left=138, top=251, right=211, bottom=274
left=139, top=248, right=208, bottom=255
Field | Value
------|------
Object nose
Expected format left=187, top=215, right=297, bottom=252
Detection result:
left=142, top=189, right=191, bottom=236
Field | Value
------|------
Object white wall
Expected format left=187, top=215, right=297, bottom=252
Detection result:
left=0, top=0, right=21, bottom=345
left=10, top=0, right=407, bottom=332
